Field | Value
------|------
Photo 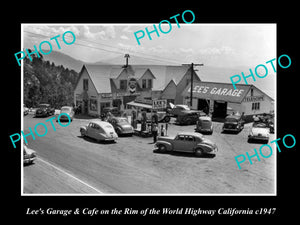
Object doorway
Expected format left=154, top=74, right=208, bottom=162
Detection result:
left=83, top=99, right=88, bottom=114
left=213, top=101, right=227, bottom=118
left=197, top=98, right=210, bottom=114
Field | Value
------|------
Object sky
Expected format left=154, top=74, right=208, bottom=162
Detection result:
left=22, top=23, right=276, bottom=97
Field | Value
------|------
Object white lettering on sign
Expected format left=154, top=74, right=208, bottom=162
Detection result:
left=188, top=85, right=244, bottom=97
left=153, top=99, right=167, bottom=109
left=243, top=96, right=264, bottom=102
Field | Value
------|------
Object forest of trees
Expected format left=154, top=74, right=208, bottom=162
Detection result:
left=23, top=51, right=79, bottom=109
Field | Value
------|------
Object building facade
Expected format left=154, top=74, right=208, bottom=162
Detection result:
left=181, top=81, right=274, bottom=119
left=74, top=63, right=199, bottom=116
left=74, top=60, right=273, bottom=119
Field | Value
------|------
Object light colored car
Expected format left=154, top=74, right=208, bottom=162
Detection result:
left=23, top=145, right=37, bottom=165
left=195, top=116, right=213, bottom=134
left=168, top=104, right=190, bottom=117
left=57, top=106, right=74, bottom=122
left=248, top=122, right=270, bottom=143
left=155, top=132, right=218, bottom=156
left=80, top=120, right=118, bottom=142
left=107, top=117, right=134, bottom=135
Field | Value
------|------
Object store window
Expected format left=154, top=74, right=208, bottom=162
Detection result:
left=89, top=99, right=97, bottom=111
left=142, top=79, right=147, bottom=89
left=120, top=80, right=127, bottom=90
left=252, top=102, right=260, bottom=110
left=148, top=79, right=152, bottom=89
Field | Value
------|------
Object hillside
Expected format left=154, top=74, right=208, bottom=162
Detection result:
left=42, top=51, right=87, bottom=72
left=23, top=53, right=79, bottom=108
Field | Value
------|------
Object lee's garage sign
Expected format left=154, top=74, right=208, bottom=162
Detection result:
left=182, top=81, right=250, bottom=103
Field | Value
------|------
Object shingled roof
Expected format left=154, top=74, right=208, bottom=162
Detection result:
left=77, top=64, right=201, bottom=94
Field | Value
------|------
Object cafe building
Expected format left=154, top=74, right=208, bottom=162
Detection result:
left=73, top=60, right=200, bottom=116
left=181, top=81, right=274, bottom=119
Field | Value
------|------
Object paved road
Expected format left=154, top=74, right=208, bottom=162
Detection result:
left=23, top=114, right=275, bottom=194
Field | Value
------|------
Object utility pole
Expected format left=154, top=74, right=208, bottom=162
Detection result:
left=182, top=63, right=204, bottom=108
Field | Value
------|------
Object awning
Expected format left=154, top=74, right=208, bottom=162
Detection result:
left=182, top=81, right=251, bottom=103
left=126, top=101, right=152, bottom=109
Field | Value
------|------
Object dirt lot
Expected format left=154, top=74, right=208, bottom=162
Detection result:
left=23, top=114, right=275, bottom=194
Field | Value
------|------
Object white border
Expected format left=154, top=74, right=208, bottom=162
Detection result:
left=21, top=23, right=277, bottom=196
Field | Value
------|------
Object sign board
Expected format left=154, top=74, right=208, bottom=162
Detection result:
left=101, top=93, right=112, bottom=98
left=182, top=81, right=250, bottom=103
left=152, top=99, right=167, bottom=109
left=135, top=97, right=152, bottom=105
left=243, top=96, right=264, bottom=102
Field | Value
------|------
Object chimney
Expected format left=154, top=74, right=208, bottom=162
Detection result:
left=124, top=54, right=130, bottom=68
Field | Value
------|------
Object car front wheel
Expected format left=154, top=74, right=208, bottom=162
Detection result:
left=164, top=116, right=170, bottom=123
left=80, top=129, right=85, bottom=137
left=195, top=148, right=204, bottom=156
left=157, top=144, right=167, bottom=153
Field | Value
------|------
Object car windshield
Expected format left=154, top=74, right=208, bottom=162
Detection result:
left=253, top=122, right=267, bottom=128
left=61, top=107, right=71, bottom=113
left=38, top=104, right=49, bottom=108
left=226, top=118, right=238, bottom=122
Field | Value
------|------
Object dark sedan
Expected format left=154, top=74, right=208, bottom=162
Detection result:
left=35, top=103, right=55, bottom=117
left=222, top=114, right=244, bottom=133
left=107, top=117, right=134, bottom=136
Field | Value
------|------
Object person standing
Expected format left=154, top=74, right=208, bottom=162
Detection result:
left=152, top=122, right=158, bottom=143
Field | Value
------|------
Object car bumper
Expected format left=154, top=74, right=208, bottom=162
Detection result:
left=195, top=127, right=212, bottom=132
left=223, top=127, right=239, bottom=132
left=58, top=116, right=72, bottom=121
left=35, top=112, right=47, bottom=117
left=120, top=129, right=134, bottom=134
left=211, top=146, right=218, bottom=154
left=248, top=135, right=269, bottom=141
left=24, top=157, right=36, bottom=164
left=103, top=136, right=118, bottom=141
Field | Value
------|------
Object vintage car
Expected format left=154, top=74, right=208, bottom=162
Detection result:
left=23, top=145, right=37, bottom=165
left=195, top=116, right=213, bottom=134
left=155, top=132, right=218, bottom=156
left=222, top=114, right=244, bottom=133
left=136, top=108, right=170, bottom=123
left=57, top=106, right=74, bottom=122
left=35, top=103, right=55, bottom=117
left=107, top=117, right=134, bottom=135
left=176, top=110, right=206, bottom=125
left=80, top=120, right=118, bottom=142
left=248, top=122, right=270, bottom=143
left=102, top=107, right=121, bottom=117
left=168, top=104, right=190, bottom=117
left=23, top=104, right=29, bottom=116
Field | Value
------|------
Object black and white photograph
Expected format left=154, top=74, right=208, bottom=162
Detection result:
left=4, top=3, right=299, bottom=222
left=20, top=23, right=276, bottom=195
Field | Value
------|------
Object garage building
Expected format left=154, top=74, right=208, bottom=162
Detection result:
left=181, top=81, right=274, bottom=120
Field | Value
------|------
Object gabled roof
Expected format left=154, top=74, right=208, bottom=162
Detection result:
left=134, top=68, right=156, bottom=80
left=83, top=64, right=113, bottom=93
left=109, top=67, right=124, bottom=79
left=76, top=64, right=199, bottom=94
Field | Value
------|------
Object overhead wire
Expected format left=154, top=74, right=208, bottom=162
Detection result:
left=23, top=28, right=184, bottom=65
